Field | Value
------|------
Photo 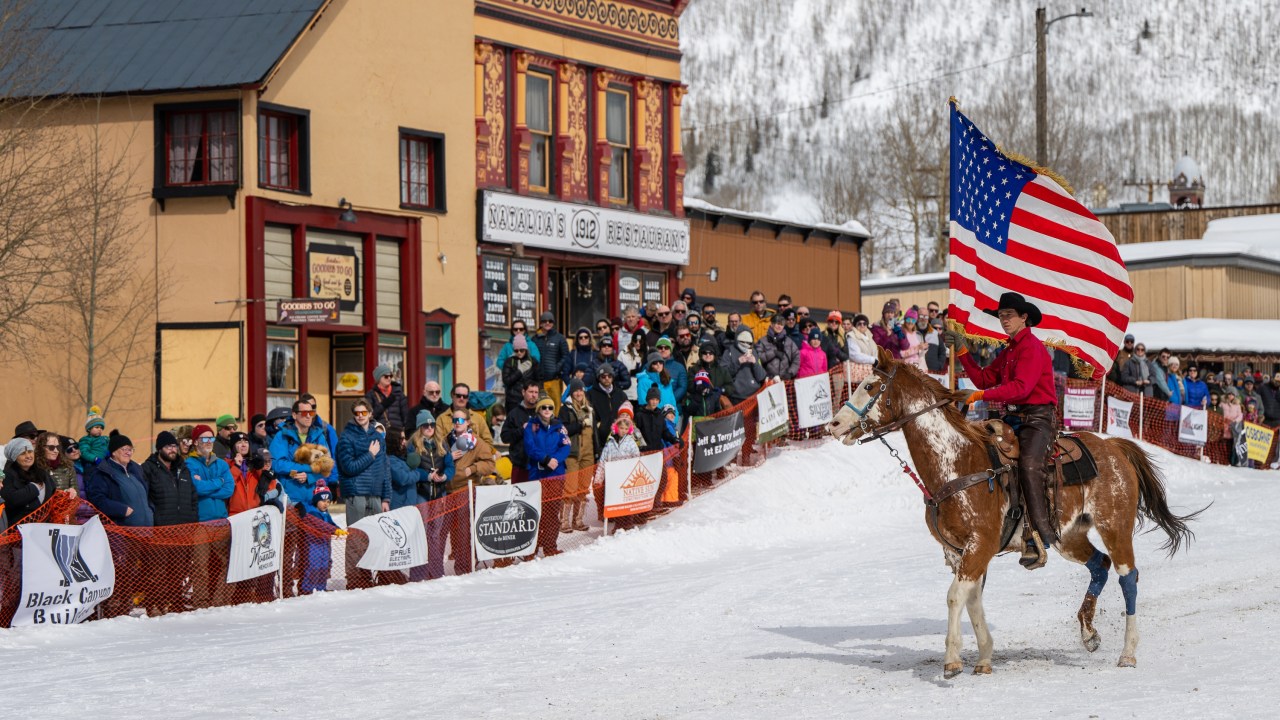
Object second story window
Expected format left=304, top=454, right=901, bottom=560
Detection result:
left=165, top=106, right=238, bottom=186
left=399, top=129, right=447, bottom=212
left=526, top=71, right=553, bottom=193
left=605, top=88, right=630, bottom=204
left=258, top=105, right=310, bottom=193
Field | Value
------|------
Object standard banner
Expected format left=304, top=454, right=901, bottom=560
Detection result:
left=473, top=482, right=542, bottom=562
left=692, top=411, right=746, bottom=473
left=1244, top=421, right=1276, bottom=463
left=794, top=374, right=834, bottom=429
left=756, top=383, right=790, bottom=443
left=603, top=451, right=664, bottom=519
left=350, top=506, right=428, bottom=571
left=1178, top=405, right=1208, bottom=445
left=226, top=505, right=284, bottom=583
left=1106, top=397, right=1133, bottom=439
left=1063, top=387, right=1097, bottom=429
left=12, top=516, right=115, bottom=626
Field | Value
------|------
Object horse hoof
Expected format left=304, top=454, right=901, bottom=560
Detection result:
left=973, top=664, right=992, bottom=675
left=1083, top=632, right=1101, bottom=653
left=943, top=663, right=963, bottom=679
left=1117, top=656, right=1137, bottom=668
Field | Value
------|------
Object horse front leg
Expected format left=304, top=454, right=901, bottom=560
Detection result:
left=943, top=575, right=979, bottom=678
left=965, top=574, right=994, bottom=674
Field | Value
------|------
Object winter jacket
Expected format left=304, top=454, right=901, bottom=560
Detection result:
left=142, top=452, right=198, bottom=526
left=636, top=370, right=680, bottom=426
left=270, top=422, right=337, bottom=482
left=596, top=355, right=632, bottom=390
left=720, top=338, right=766, bottom=403
left=407, top=436, right=454, bottom=502
left=560, top=345, right=599, bottom=384
left=313, top=416, right=340, bottom=456
left=1120, top=355, right=1155, bottom=396
left=756, top=327, right=800, bottom=380
left=78, top=433, right=109, bottom=467
left=925, top=337, right=949, bottom=373
left=900, top=332, right=928, bottom=371
left=0, top=463, right=56, bottom=526
left=501, top=403, right=537, bottom=471
left=663, top=356, right=689, bottom=402
left=336, top=420, right=391, bottom=500
left=502, top=352, right=539, bottom=410
left=558, top=400, right=596, bottom=470
left=682, top=384, right=724, bottom=420
left=523, top=417, right=571, bottom=480
left=446, top=434, right=498, bottom=494
left=871, top=323, right=908, bottom=359
left=635, top=405, right=678, bottom=450
left=740, top=309, right=775, bottom=342
left=587, top=382, right=629, bottom=455
left=365, top=381, right=412, bottom=431
left=798, top=342, right=829, bottom=379
left=434, top=407, right=495, bottom=448
left=598, top=432, right=641, bottom=464
left=693, top=359, right=733, bottom=393
left=409, top=395, right=450, bottom=427
left=495, top=336, right=541, bottom=369
left=532, top=329, right=570, bottom=382
left=389, top=454, right=430, bottom=508
left=1184, top=379, right=1209, bottom=409
left=87, top=458, right=154, bottom=527
left=821, top=329, right=849, bottom=367
left=186, top=455, right=234, bottom=521
left=1260, top=382, right=1280, bottom=424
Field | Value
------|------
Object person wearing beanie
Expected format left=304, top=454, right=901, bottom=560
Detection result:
left=693, top=340, right=732, bottom=404
left=523, top=389, right=570, bottom=557
left=872, top=301, right=908, bottom=359
left=758, top=312, right=800, bottom=381
left=1, top=437, right=60, bottom=527
left=298, top=482, right=336, bottom=594
left=78, top=407, right=110, bottom=468
left=500, top=380, right=542, bottom=483
left=364, top=362, right=411, bottom=432
left=494, top=319, right=543, bottom=379
left=821, top=311, right=850, bottom=368
left=532, top=311, right=570, bottom=414
left=212, top=414, right=238, bottom=459
left=798, top=324, right=830, bottom=379
left=637, top=348, right=680, bottom=429
left=557, top=373, right=596, bottom=532
left=248, top=413, right=269, bottom=455
left=560, top=326, right=599, bottom=389
left=86, top=430, right=153, bottom=528
left=143, top=429, right=197, bottom=527
left=682, top=368, right=725, bottom=426
left=587, top=361, right=627, bottom=458
left=594, top=333, right=632, bottom=393
left=502, top=332, right=539, bottom=412
left=635, top=382, right=679, bottom=452
left=592, top=397, right=642, bottom=520
left=336, top=397, right=391, bottom=532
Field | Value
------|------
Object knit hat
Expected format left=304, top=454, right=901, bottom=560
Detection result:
left=568, top=378, right=586, bottom=395
left=699, top=341, right=718, bottom=357
left=904, top=309, right=918, bottom=323
left=662, top=404, right=676, bottom=416
left=512, top=333, right=528, bottom=350
left=808, top=327, right=822, bottom=341
left=216, top=414, right=237, bottom=429
left=575, top=326, right=592, bottom=340
left=646, top=352, right=665, bottom=367
left=598, top=334, right=614, bottom=346
left=655, top=336, right=674, bottom=350
left=736, top=329, right=754, bottom=349
left=250, top=413, right=266, bottom=429
left=616, top=401, right=634, bottom=419
left=827, top=310, right=842, bottom=322
left=373, top=363, right=394, bottom=381
left=535, top=397, right=555, bottom=412
left=313, top=483, right=333, bottom=504
left=107, top=429, right=133, bottom=455
left=416, top=410, right=436, bottom=428
left=881, top=302, right=895, bottom=315
left=646, top=385, right=662, bottom=402
left=539, top=310, right=555, bottom=323
left=596, top=363, right=615, bottom=378
left=191, top=424, right=214, bottom=442
left=4, top=437, right=32, bottom=462
left=155, top=431, right=179, bottom=450
left=84, top=406, right=105, bottom=432
left=228, top=431, right=249, bottom=448
left=693, top=370, right=712, bottom=388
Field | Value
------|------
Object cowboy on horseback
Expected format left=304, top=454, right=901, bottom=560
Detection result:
left=944, top=292, right=1058, bottom=570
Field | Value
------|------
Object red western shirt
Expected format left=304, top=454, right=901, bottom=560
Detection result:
left=958, top=327, right=1057, bottom=406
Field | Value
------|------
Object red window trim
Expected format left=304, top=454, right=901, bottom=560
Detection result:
left=258, top=110, right=299, bottom=191
left=162, top=106, right=239, bottom=187
left=399, top=131, right=441, bottom=211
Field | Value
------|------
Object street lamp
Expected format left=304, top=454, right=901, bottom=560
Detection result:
left=1035, top=6, right=1093, bottom=166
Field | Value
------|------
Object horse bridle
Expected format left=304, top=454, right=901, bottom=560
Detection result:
left=843, top=364, right=951, bottom=448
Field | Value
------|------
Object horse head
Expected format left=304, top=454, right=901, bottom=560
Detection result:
left=826, top=346, right=969, bottom=445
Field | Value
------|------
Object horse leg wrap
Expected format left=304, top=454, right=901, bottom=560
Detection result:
left=1117, top=568, right=1139, bottom=616
left=1085, top=549, right=1110, bottom=597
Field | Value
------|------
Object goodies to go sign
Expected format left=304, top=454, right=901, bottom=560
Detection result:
left=307, top=243, right=359, bottom=311
left=692, top=411, right=746, bottom=473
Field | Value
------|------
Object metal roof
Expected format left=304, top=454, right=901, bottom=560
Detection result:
left=1, top=0, right=327, bottom=97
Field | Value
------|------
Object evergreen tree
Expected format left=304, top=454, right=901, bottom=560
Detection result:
left=702, top=148, right=722, bottom=194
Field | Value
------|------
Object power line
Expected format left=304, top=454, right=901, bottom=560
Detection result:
left=681, top=50, right=1033, bottom=134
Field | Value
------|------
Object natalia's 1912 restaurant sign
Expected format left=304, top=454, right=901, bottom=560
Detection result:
left=480, top=191, right=690, bottom=266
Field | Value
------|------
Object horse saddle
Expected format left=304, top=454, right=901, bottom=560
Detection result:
left=980, top=420, right=1099, bottom=486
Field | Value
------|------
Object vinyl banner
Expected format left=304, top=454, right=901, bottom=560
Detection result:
left=1178, top=405, right=1208, bottom=446
left=12, top=516, right=115, bottom=626
left=1063, top=387, right=1097, bottom=429
left=350, top=506, right=428, bottom=571
left=692, top=411, right=746, bottom=473
left=756, top=383, right=790, bottom=443
left=1106, top=397, right=1133, bottom=439
left=1244, top=421, right=1276, bottom=463
left=226, top=505, right=284, bottom=583
left=794, top=374, right=834, bottom=429
left=473, top=482, right=542, bottom=562
left=603, top=451, right=664, bottom=519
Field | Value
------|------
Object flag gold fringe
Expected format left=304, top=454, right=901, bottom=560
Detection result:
left=945, top=318, right=1096, bottom=379
left=995, top=146, right=1075, bottom=196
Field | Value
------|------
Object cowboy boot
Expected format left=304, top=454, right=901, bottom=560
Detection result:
left=572, top=498, right=589, bottom=531
left=1019, top=473, right=1056, bottom=570
left=560, top=504, right=572, bottom=533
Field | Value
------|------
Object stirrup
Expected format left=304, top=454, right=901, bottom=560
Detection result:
left=1019, top=529, right=1049, bottom=570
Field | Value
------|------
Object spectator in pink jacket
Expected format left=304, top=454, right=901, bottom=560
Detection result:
left=798, top=327, right=830, bottom=379
left=871, top=302, right=908, bottom=359
left=900, top=309, right=929, bottom=371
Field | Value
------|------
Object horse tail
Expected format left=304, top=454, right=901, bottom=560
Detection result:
left=1109, top=437, right=1206, bottom=557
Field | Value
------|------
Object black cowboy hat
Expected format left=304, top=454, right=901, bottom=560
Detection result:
left=982, top=291, right=1042, bottom=327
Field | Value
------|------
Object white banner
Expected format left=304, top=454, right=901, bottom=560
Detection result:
left=603, top=451, right=664, bottom=519
left=1178, top=405, right=1208, bottom=446
left=12, top=517, right=115, bottom=626
left=794, top=374, right=834, bottom=429
left=1106, top=397, right=1133, bottom=438
left=473, top=482, right=542, bottom=562
left=927, top=373, right=949, bottom=387
left=226, top=505, right=285, bottom=583
left=756, top=382, right=790, bottom=442
left=1063, top=387, right=1097, bottom=429
left=350, top=506, right=428, bottom=571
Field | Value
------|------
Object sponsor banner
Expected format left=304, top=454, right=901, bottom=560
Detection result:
left=1105, top=397, right=1133, bottom=439
left=693, top=411, right=746, bottom=473
left=603, top=451, right=664, bottom=518
left=1178, top=405, right=1208, bottom=446
left=756, top=383, right=790, bottom=443
left=480, top=190, right=690, bottom=265
left=473, top=482, right=542, bottom=561
left=1063, top=387, right=1097, bottom=429
left=12, top=517, right=115, bottom=626
left=794, top=374, right=834, bottom=429
left=927, top=373, right=949, bottom=387
left=1244, top=421, right=1276, bottom=463
left=277, top=298, right=338, bottom=325
left=226, top=505, right=285, bottom=583
left=307, top=243, right=359, bottom=311
left=350, top=507, right=428, bottom=571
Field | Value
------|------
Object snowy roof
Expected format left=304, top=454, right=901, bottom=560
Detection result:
left=684, top=197, right=869, bottom=239
left=1125, top=319, right=1280, bottom=355
left=1172, top=155, right=1203, bottom=183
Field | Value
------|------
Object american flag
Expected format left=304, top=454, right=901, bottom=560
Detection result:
left=947, top=104, right=1132, bottom=380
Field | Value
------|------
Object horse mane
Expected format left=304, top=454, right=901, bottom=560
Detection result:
left=892, top=360, right=991, bottom=447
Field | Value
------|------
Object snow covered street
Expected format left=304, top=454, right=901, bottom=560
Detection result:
left=2, top=437, right=1275, bottom=719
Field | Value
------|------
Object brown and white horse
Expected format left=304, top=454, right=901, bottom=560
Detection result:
left=826, top=347, right=1200, bottom=677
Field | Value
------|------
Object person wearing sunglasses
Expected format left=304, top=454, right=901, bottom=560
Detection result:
left=502, top=334, right=539, bottom=413
left=2, top=437, right=60, bottom=528
left=269, top=398, right=338, bottom=509
left=532, top=311, right=570, bottom=413
left=336, top=398, right=391, bottom=533
left=187, top=423, right=234, bottom=523
left=34, top=430, right=77, bottom=494
left=740, top=290, right=776, bottom=343
left=561, top=327, right=599, bottom=388
left=435, top=382, right=495, bottom=448
left=495, top=320, right=542, bottom=371
left=523, top=395, right=570, bottom=557
left=364, top=362, right=411, bottom=433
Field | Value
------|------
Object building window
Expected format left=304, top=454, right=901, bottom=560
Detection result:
left=153, top=101, right=241, bottom=204
left=424, top=311, right=456, bottom=391
left=526, top=71, right=553, bottom=193
left=258, top=104, right=310, bottom=193
left=605, top=89, right=631, bottom=203
left=400, top=129, right=447, bottom=212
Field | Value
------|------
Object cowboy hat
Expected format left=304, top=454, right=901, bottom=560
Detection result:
left=982, top=291, right=1042, bottom=327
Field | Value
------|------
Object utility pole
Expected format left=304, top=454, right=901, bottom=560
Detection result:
left=1035, top=7, right=1093, bottom=167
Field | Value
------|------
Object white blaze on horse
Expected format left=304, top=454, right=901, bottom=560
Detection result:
left=826, top=346, right=1202, bottom=678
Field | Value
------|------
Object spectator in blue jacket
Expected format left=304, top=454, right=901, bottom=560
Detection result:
left=85, top=431, right=153, bottom=527
left=298, top=483, right=336, bottom=594
left=336, top=399, right=391, bottom=526
left=186, top=424, right=234, bottom=521
left=560, top=327, right=599, bottom=384
left=636, top=353, right=681, bottom=427
left=1184, top=364, right=1210, bottom=409
left=652, top=337, right=688, bottom=402
left=300, top=392, right=340, bottom=457
left=270, top=398, right=337, bottom=510
left=524, top=396, right=570, bottom=558
left=387, top=427, right=429, bottom=510
left=594, top=335, right=632, bottom=391
left=494, top=319, right=542, bottom=370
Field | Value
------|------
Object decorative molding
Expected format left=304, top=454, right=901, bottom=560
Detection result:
left=476, top=43, right=508, bottom=188
left=479, top=0, right=680, bottom=46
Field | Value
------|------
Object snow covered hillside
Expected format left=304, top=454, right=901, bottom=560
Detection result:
left=680, top=0, right=1280, bottom=273
left=3, top=437, right=1274, bottom=718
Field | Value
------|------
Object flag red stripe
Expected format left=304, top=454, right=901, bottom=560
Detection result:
left=1019, top=180, right=1125, bottom=262
left=1003, top=238, right=1134, bottom=302
left=1010, top=206, right=1130, bottom=280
